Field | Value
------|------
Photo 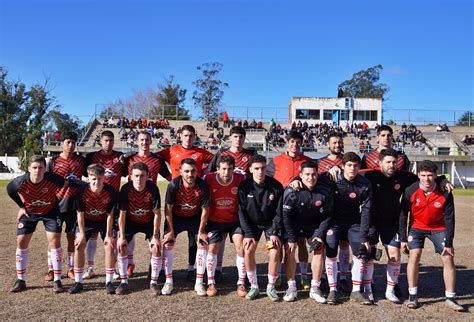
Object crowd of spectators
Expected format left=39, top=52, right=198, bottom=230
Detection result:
left=461, top=135, right=474, bottom=146
left=436, top=123, right=450, bottom=132
left=393, top=123, right=428, bottom=150
left=103, top=117, right=170, bottom=130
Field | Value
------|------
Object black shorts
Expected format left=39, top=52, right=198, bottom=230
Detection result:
left=124, top=221, right=153, bottom=243
left=245, top=226, right=278, bottom=242
left=283, top=225, right=319, bottom=244
left=325, top=223, right=363, bottom=258
left=408, top=228, right=449, bottom=255
left=61, top=211, right=77, bottom=233
left=16, top=211, right=62, bottom=235
left=75, top=221, right=116, bottom=242
left=164, top=215, right=201, bottom=237
left=369, top=226, right=400, bottom=248
left=206, top=221, right=242, bottom=244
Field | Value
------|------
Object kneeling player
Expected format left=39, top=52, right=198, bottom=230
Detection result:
left=238, top=154, right=284, bottom=301
left=7, top=155, right=70, bottom=293
left=69, top=164, right=118, bottom=294
left=203, top=155, right=246, bottom=297
left=116, top=162, right=162, bottom=295
left=282, top=161, right=333, bottom=302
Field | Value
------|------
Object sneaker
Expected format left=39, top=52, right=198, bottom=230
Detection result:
left=127, top=264, right=135, bottom=278
left=309, top=287, right=326, bottom=303
left=266, top=286, right=280, bottom=302
left=67, top=269, right=75, bottom=280
left=301, top=277, right=311, bottom=291
left=53, top=280, right=65, bottom=294
left=215, top=270, right=223, bottom=284
left=195, top=283, right=207, bottom=296
left=161, top=282, right=173, bottom=295
left=10, top=279, right=26, bottom=293
left=207, top=284, right=217, bottom=297
left=350, top=291, right=371, bottom=305
left=445, top=297, right=465, bottom=312
left=406, top=295, right=419, bottom=309
left=83, top=267, right=95, bottom=279
left=364, top=290, right=375, bottom=304
left=339, top=278, right=352, bottom=293
left=69, top=282, right=83, bottom=294
left=327, top=290, right=339, bottom=305
left=105, top=282, right=115, bottom=295
left=44, top=270, right=54, bottom=282
left=283, top=285, right=298, bottom=302
left=245, top=286, right=259, bottom=300
left=237, top=285, right=248, bottom=298
left=186, top=270, right=196, bottom=282
left=115, top=283, right=129, bottom=295
left=150, top=282, right=160, bottom=296
left=385, top=290, right=401, bottom=304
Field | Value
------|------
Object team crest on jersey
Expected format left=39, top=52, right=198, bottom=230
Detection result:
left=394, top=184, right=401, bottom=190
left=18, top=222, right=24, bottom=229
left=73, top=161, right=79, bottom=167
left=231, top=187, right=238, bottom=194
left=433, top=201, right=442, bottom=208
left=314, top=200, right=322, bottom=207
left=242, top=157, right=248, bottom=162
left=113, top=158, right=119, bottom=163
left=102, top=198, right=110, bottom=205
left=416, top=198, right=420, bottom=205
left=42, top=187, right=49, bottom=193
left=194, top=191, right=200, bottom=197
left=191, top=154, right=197, bottom=160
left=349, top=192, right=357, bottom=199
left=144, top=196, right=150, bottom=202
left=268, top=193, right=275, bottom=201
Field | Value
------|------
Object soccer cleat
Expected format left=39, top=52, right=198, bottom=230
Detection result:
left=115, top=283, right=129, bottom=295
left=327, top=290, right=339, bottom=305
left=266, top=287, right=280, bottom=302
left=350, top=291, right=372, bottom=305
left=127, top=264, right=135, bottom=278
left=161, top=282, right=173, bottom=295
left=10, top=279, right=26, bottom=293
left=67, top=269, right=75, bottom=279
left=309, top=287, right=327, bottom=303
left=283, top=285, right=298, bottom=302
left=207, top=284, right=218, bottom=297
left=83, top=267, right=96, bottom=279
left=194, top=283, right=207, bottom=296
left=339, top=279, right=352, bottom=293
left=69, top=282, right=84, bottom=294
left=150, top=283, right=160, bottom=296
left=105, top=282, right=115, bottom=295
left=237, top=285, right=248, bottom=298
left=215, top=270, right=223, bottom=284
left=245, top=286, right=259, bottom=300
left=445, top=297, right=465, bottom=312
left=364, top=291, right=375, bottom=304
left=53, top=280, right=65, bottom=294
left=44, top=270, right=54, bottom=282
left=385, top=290, right=401, bottom=304
left=186, top=270, right=196, bottom=282
left=301, top=277, right=311, bottom=291
left=406, top=295, right=419, bottom=309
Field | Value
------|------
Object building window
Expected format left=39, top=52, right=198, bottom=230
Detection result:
left=296, top=109, right=320, bottom=120
left=354, top=110, right=378, bottom=121
left=340, top=110, right=350, bottom=120
left=323, top=110, right=333, bottom=120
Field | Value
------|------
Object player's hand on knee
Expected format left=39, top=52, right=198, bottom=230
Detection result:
left=243, top=237, right=256, bottom=251
left=17, top=208, right=28, bottom=222
left=270, top=235, right=281, bottom=249
left=286, top=242, right=297, bottom=253
left=198, top=231, right=208, bottom=246
left=74, top=233, right=86, bottom=249
left=162, top=231, right=175, bottom=247
left=118, top=237, right=127, bottom=253
left=104, top=236, right=116, bottom=248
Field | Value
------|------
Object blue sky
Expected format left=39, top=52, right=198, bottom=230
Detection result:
left=1, top=0, right=472, bottom=123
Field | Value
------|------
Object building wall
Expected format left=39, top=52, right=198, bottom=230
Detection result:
left=288, top=97, right=382, bottom=127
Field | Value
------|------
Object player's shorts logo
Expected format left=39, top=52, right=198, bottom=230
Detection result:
left=434, top=201, right=442, bottom=208
left=268, top=193, right=274, bottom=201
left=231, top=187, right=238, bottom=195
left=349, top=192, right=357, bottom=199
left=327, top=229, right=333, bottom=236
left=42, top=187, right=49, bottom=193
left=320, top=208, right=324, bottom=213
left=314, top=200, right=322, bottom=207
left=408, top=235, right=413, bottom=242
left=394, top=184, right=401, bottom=190
left=17, top=222, right=24, bottom=229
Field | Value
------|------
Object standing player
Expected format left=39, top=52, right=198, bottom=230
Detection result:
left=238, top=154, right=284, bottom=301
left=69, top=164, right=118, bottom=294
left=161, top=158, right=210, bottom=295
left=203, top=155, right=246, bottom=297
left=361, top=125, right=410, bottom=171
left=83, top=130, right=126, bottom=279
left=400, top=160, right=464, bottom=311
left=281, top=160, right=333, bottom=303
left=115, top=162, right=162, bottom=295
left=7, top=155, right=69, bottom=293
left=157, top=125, right=214, bottom=280
left=47, top=131, right=85, bottom=280
left=205, top=126, right=256, bottom=282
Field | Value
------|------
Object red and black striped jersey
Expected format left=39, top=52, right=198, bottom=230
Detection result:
left=317, top=154, right=343, bottom=174
left=85, top=150, right=124, bottom=191
left=48, top=154, right=85, bottom=212
left=165, top=176, right=210, bottom=218
left=361, top=149, right=410, bottom=171
left=119, top=181, right=160, bottom=224
left=206, top=148, right=256, bottom=177
left=126, top=153, right=170, bottom=184
left=75, top=183, right=118, bottom=222
left=7, top=172, right=65, bottom=215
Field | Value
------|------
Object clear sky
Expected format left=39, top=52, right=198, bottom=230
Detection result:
left=1, top=0, right=472, bottom=123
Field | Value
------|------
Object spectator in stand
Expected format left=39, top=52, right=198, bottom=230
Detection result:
left=237, top=119, right=243, bottom=127
left=257, top=120, right=263, bottom=129
left=43, top=131, right=50, bottom=145
left=250, top=119, right=257, bottom=129
left=216, top=128, right=224, bottom=141
left=54, top=131, right=61, bottom=145
left=213, top=119, right=219, bottom=130
left=206, top=120, right=213, bottom=131
left=170, top=127, right=176, bottom=139
left=141, top=118, right=148, bottom=129
left=222, top=111, right=229, bottom=128
left=109, top=117, right=116, bottom=128
left=243, top=120, right=249, bottom=128
left=130, top=119, right=137, bottom=128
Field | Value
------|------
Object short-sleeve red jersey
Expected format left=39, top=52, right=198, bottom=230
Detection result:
left=205, top=172, right=245, bottom=223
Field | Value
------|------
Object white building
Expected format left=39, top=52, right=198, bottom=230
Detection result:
left=288, top=97, right=382, bottom=128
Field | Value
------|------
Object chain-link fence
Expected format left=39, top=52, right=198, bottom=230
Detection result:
left=382, top=109, right=473, bottom=126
